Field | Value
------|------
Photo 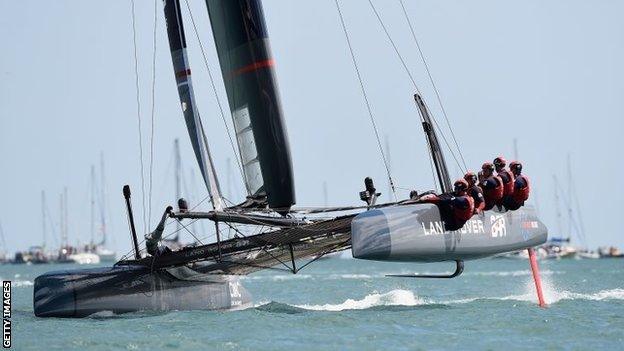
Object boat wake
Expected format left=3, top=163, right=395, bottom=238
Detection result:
left=500, top=278, right=624, bottom=304
left=253, top=285, right=624, bottom=313
left=464, top=269, right=563, bottom=277
left=501, top=288, right=624, bottom=304
left=295, top=289, right=427, bottom=311
left=0, top=279, right=34, bottom=288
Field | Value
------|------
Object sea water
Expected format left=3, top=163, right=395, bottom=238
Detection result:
left=2, top=257, right=623, bottom=350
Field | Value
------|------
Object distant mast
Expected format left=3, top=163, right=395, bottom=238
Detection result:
left=162, top=0, right=223, bottom=210
left=205, top=0, right=296, bottom=213
left=99, top=153, right=107, bottom=246
left=90, top=165, right=96, bottom=246
left=64, top=187, right=69, bottom=246
left=41, top=191, right=47, bottom=248
left=385, top=137, right=392, bottom=200
left=174, top=139, right=182, bottom=242
left=553, top=175, right=564, bottom=239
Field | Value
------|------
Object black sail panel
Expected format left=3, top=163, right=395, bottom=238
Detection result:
left=163, top=0, right=223, bottom=209
left=205, top=0, right=296, bottom=212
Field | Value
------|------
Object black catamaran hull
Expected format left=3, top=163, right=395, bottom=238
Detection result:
left=33, top=265, right=251, bottom=318
left=34, top=214, right=353, bottom=318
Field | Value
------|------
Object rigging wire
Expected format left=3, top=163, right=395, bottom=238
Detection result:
left=175, top=218, right=204, bottom=245
left=148, top=0, right=158, bottom=228
left=367, top=0, right=466, bottom=175
left=182, top=0, right=247, bottom=186
left=130, top=0, right=148, bottom=236
left=399, top=0, right=468, bottom=172
left=367, top=0, right=422, bottom=96
left=334, top=0, right=397, bottom=202
left=422, top=98, right=466, bottom=174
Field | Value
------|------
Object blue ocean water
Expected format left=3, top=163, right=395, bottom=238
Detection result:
left=3, top=257, right=623, bottom=350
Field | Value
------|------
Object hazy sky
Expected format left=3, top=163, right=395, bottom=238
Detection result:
left=1, top=0, right=622, bottom=255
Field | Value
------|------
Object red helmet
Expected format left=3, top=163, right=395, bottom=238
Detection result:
left=454, top=179, right=469, bottom=192
left=493, top=156, right=506, bottom=169
left=482, top=162, right=494, bottom=172
left=464, top=171, right=477, bottom=184
left=510, top=161, right=522, bottom=173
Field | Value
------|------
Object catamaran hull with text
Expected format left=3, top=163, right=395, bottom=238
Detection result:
left=351, top=204, right=547, bottom=262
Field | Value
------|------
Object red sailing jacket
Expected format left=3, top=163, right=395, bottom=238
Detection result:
left=453, top=195, right=475, bottom=221
left=512, top=175, right=530, bottom=203
left=498, top=169, right=515, bottom=196
left=468, top=185, right=485, bottom=212
left=481, top=175, right=503, bottom=210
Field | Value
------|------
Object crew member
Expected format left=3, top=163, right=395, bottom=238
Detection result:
left=464, top=171, right=485, bottom=214
left=478, top=170, right=485, bottom=184
left=480, top=162, right=503, bottom=211
left=420, top=179, right=475, bottom=231
left=494, top=156, right=515, bottom=208
left=504, top=161, right=530, bottom=210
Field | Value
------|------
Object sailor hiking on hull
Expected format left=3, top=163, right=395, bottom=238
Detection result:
left=494, top=156, right=515, bottom=208
left=420, top=179, right=475, bottom=231
left=480, top=162, right=503, bottom=211
left=504, top=161, right=530, bottom=210
left=464, top=171, right=485, bottom=214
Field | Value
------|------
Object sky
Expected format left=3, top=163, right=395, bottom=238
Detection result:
left=0, top=0, right=623, bottom=255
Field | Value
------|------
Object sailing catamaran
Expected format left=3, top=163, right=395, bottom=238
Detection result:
left=34, top=0, right=547, bottom=317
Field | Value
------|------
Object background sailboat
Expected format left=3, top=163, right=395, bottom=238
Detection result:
left=93, top=155, right=117, bottom=262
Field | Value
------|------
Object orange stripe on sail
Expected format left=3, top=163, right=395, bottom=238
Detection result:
left=233, top=59, right=274, bottom=76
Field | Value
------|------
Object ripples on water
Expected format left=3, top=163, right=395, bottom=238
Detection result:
left=2, top=258, right=623, bottom=350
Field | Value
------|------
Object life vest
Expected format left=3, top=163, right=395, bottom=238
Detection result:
left=468, top=185, right=485, bottom=211
left=481, top=176, right=503, bottom=210
left=512, top=175, right=530, bottom=203
left=452, top=195, right=475, bottom=222
left=498, top=169, right=515, bottom=196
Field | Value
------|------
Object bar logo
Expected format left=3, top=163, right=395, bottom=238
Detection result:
left=2, top=281, right=10, bottom=349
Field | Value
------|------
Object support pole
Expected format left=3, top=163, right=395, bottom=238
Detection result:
left=527, top=248, right=546, bottom=308
left=215, top=222, right=222, bottom=261
left=123, top=185, right=141, bottom=260
left=289, top=244, right=297, bottom=274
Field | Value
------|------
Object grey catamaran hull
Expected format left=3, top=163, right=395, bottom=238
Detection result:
left=352, top=204, right=547, bottom=262
left=33, top=265, right=251, bottom=318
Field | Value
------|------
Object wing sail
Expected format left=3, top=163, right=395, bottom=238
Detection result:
left=163, top=0, right=223, bottom=209
left=205, top=0, right=296, bottom=212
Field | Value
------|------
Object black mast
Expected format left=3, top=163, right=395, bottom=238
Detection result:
left=162, top=0, right=223, bottom=210
left=414, top=93, right=452, bottom=193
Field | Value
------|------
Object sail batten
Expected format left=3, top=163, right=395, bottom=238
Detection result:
left=205, top=0, right=296, bottom=212
left=163, top=0, right=223, bottom=210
